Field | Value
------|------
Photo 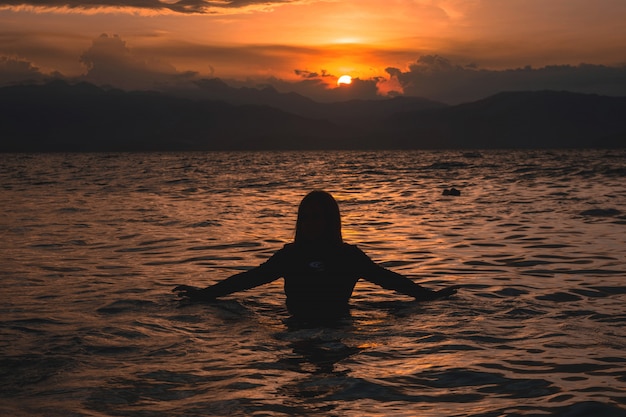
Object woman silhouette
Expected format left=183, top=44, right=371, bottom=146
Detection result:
left=174, top=190, right=457, bottom=320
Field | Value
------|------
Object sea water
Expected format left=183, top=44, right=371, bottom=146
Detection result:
left=1, top=149, right=625, bottom=416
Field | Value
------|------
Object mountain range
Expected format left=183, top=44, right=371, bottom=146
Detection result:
left=1, top=80, right=625, bottom=151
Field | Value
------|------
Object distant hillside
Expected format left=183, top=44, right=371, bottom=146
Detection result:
left=1, top=81, right=625, bottom=151
left=382, top=90, right=626, bottom=149
left=188, top=78, right=447, bottom=127
left=0, top=81, right=350, bottom=151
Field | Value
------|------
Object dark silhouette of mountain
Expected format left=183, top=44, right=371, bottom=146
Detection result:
left=1, top=81, right=624, bottom=151
left=186, top=78, right=446, bottom=127
left=382, top=90, right=626, bottom=149
left=0, top=80, right=351, bottom=151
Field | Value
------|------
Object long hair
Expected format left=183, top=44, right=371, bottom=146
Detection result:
left=294, top=190, right=343, bottom=245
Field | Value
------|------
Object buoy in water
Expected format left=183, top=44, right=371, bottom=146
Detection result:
left=442, top=188, right=461, bottom=196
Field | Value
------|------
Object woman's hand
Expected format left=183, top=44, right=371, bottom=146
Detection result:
left=433, top=285, right=460, bottom=299
left=419, top=285, right=460, bottom=301
left=173, top=285, right=201, bottom=300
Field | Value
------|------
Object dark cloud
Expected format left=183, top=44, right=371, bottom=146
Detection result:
left=286, top=76, right=380, bottom=102
left=0, top=56, right=47, bottom=85
left=294, top=69, right=320, bottom=79
left=376, top=67, right=403, bottom=96
left=290, top=70, right=380, bottom=101
left=294, top=69, right=333, bottom=79
left=0, top=0, right=298, bottom=13
left=228, top=74, right=382, bottom=102
left=79, top=33, right=197, bottom=89
left=385, top=67, right=402, bottom=78
left=391, top=55, right=626, bottom=104
left=342, top=77, right=379, bottom=100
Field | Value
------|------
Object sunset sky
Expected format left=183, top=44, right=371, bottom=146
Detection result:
left=1, top=0, right=626, bottom=103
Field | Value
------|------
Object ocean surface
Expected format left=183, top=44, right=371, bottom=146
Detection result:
left=1, top=149, right=626, bottom=417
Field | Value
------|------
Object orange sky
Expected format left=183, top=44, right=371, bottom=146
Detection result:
left=1, top=0, right=626, bottom=102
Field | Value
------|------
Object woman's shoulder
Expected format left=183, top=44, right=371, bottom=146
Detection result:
left=333, top=243, right=371, bottom=262
left=273, top=242, right=303, bottom=258
left=342, top=243, right=371, bottom=258
left=279, top=242, right=297, bottom=252
left=341, top=242, right=362, bottom=252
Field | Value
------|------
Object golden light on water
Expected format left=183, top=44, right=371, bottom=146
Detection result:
left=2, top=150, right=626, bottom=416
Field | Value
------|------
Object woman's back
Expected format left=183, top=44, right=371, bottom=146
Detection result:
left=270, top=243, right=367, bottom=319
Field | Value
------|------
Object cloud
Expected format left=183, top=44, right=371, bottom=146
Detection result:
left=163, top=53, right=626, bottom=104
left=79, top=33, right=197, bottom=89
left=0, top=55, right=49, bottom=85
left=294, top=69, right=331, bottom=79
left=0, top=0, right=302, bottom=14
left=288, top=55, right=626, bottom=103
left=0, top=33, right=384, bottom=100
left=289, top=70, right=381, bottom=101
left=229, top=72, right=382, bottom=102
left=389, top=56, right=626, bottom=104
left=294, top=69, right=318, bottom=79
left=375, top=67, right=404, bottom=96
left=4, top=32, right=625, bottom=106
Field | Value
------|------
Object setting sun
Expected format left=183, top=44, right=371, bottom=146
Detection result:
left=337, top=75, right=353, bottom=86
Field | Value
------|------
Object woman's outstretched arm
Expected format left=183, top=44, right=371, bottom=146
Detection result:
left=352, top=246, right=458, bottom=300
left=173, top=269, right=278, bottom=301
left=173, top=247, right=286, bottom=302
left=366, top=265, right=458, bottom=300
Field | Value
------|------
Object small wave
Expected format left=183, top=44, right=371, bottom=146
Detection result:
left=494, top=287, right=529, bottom=297
left=547, top=402, right=626, bottom=417
left=589, top=286, right=626, bottom=295
left=58, top=206, right=91, bottom=213
left=503, top=307, right=546, bottom=318
left=529, top=268, right=626, bottom=276
left=0, top=354, right=75, bottom=395
left=187, top=241, right=262, bottom=251
left=569, top=288, right=611, bottom=298
left=535, top=292, right=583, bottom=302
left=144, top=255, right=243, bottom=266
left=523, top=244, right=572, bottom=249
left=425, top=161, right=470, bottom=170
left=580, top=208, right=621, bottom=217
left=39, top=265, right=88, bottom=273
left=189, top=220, right=221, bottom=228
left=97, top=299, right=157, bottom=315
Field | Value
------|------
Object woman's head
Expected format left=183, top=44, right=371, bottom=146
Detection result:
left=295, top=191, right=343, bottom=245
